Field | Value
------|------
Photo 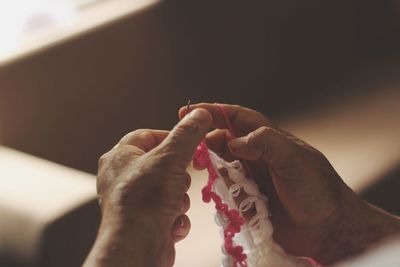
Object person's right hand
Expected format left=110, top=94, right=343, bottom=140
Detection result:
left=179, top=103, right=400, bottom=265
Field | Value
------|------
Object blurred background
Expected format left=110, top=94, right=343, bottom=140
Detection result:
left=0, top=0, right=399, bottom=266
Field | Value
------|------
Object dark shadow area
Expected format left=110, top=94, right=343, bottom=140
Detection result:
left=0, top=200, right=100, bottom=267
left=37, top=200, right=101, bottom=267
left=361, top=165, right=400, bottom=216
left=0, top=1, right=399, bottom=174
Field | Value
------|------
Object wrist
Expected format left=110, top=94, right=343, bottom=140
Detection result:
left=315, top=187, right=400, bottom=264
left=85, top=204, right=169, bottom=267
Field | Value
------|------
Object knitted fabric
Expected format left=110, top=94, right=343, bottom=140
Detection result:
left=193, top=142, right=322, bottom=267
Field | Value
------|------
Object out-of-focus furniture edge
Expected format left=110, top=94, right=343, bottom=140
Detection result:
left=37, top=200, right=100, bottom=267
left=276, top=69, right=400, bottom=230
left=279, top=75, right=400, bottom=194
left=0, top=146, right=100, bottom=267
left=0, top=0, right=399, bottom=174
left=0, top=0, right=160, bottom=66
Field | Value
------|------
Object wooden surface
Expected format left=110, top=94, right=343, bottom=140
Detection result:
left=0, top=146, right=99, bottom=266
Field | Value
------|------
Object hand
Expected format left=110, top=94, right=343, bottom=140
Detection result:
left=179, top=103, right=400, bottom=265
left=85, top=108, right=212, bottom=267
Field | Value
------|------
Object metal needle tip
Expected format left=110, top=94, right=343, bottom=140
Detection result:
left=186, top=100, right=191, bottom=114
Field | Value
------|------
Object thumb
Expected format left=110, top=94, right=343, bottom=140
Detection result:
left=228, top=126, right=299, bottom=168
left=158, top=108, right=212, bottom=167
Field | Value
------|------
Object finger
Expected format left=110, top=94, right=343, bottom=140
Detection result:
left=157, top=108, right=212, bottom=168
left=167, top=244, right=175, bottom=267
left=178, top=103, right=273, bottom=136
left=204, top=129, right=236, bottom=162
left=172, top=214, right=191, bottom=243
left=180, top=193, right=190, bottom=214
left=118, top=129, right=169, bottom=152
left=182, top=172, right=192, bottom=192
left=228, top=126, right=299, bottom=168
left=204, top=129, right=273, bottom=195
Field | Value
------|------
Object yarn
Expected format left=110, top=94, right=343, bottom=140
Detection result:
left=191, top=104, right=322, bottom=267
left=194, top=141, right=247, bottom=267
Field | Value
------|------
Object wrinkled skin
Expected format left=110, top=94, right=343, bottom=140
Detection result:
left=179, top=103, right=400, bottom=265
left=84, top=103, right=400, bottom=267
left=85, top=109, right=212, bottom=267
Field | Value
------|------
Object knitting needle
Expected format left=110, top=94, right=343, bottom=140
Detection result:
left=186, top=100, right=191, bottom=114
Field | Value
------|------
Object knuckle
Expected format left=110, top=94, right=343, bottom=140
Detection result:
left=179, top=120, right=200, bottom=135
left=136, top=129, right=152, bottom=139
left=108, top=146, right=138, bottom=169
left=167, top=121, right=201, bottom=148
left=98, top=151, right=111, bottom=168
left=246, top=127, right=273, bottom=160
left=257, top=126, right=271, bottom=136
left=131, top=129, right=148, bottom=136
left=250, top=126, right=271, bottom=145
left=120, top=129, right=151, bottom=144
left=246, top=131, right=257, bottom=144
left=116, top=145, right=136, bottom=158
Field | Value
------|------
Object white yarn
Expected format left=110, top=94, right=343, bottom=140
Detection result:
left=207, top=151, right=314, bottom=267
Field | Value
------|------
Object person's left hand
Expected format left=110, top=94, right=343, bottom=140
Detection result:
left=92, top=108, right=212, bottom=267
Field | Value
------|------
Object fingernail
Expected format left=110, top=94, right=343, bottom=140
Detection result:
left=189, top=108, right=210, bottom=122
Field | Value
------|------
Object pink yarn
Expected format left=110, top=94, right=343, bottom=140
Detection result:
left=194, top=141, right=247, bottom=267
left=216, top=103, right=237, bottom=138
left=298, top=257, right=323, bottom=267
left=193, top=103, right=322, bottom=267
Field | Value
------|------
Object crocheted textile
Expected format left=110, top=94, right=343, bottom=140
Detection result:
left=193, top=141, right=322, bottom=267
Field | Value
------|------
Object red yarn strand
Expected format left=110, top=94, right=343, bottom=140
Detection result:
left=194, top=142, right=247, bottom=267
